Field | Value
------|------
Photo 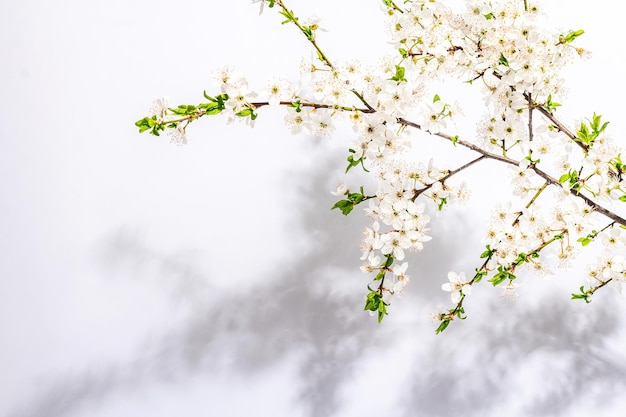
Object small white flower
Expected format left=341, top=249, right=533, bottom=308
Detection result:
left=330, top=182, right=348, bottom=196
left=223, top=80, right=258, bottom=113
left=266, top=78, right=295, bottom=107
left=420, top=100, right=447, bottom=134
left=500, top=282, right=520, bottom=300
left=284, top=109, right=309, bottom=135
left=442, top=271, right=471, bottom=303
left=380, top=231, right=407, bottom=260
left=167, top=125, right=187, bottom=146
left=149, top=97, right=169, bottom=121
left=428, top=305, right=446, bottom=322
left=392, top=262, right=410, bottom=294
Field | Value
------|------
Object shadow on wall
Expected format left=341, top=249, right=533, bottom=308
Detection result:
left=9, top=162, right=626, bottom=417
left=398, top=292, right=626, bottom=417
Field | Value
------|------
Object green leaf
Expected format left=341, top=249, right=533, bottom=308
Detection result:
left=364, top=292, right=380, bottom=311
left=214, top=93, right=228, bottom=104
left=302, top=25, right=313, bottom=40
left=204, top=107, right=223, bottom=116
left=279, top=9, right=294, bottom=24
left=347, top=192, right=365, bottom=205
left=514, top=252, right=528, bottom=266
left=364, top=290, right=388, bottom=322
left=391, top=65, right=406, bottom=82
left=544, top=95, right=561, bottom=112
left=331, top=199, right=355, bottom=215
left=345, top=154, right=360, bottom=173
left=489, top=272, right=507, bottom=286
left=435, top=319, right=450, bottom=334
left=437, top=197, right=448, bottom=211
left=235, top=108, right=257, bottom=120
left=473, top=269, right=487, bottom=283
left=198, top=101, right=223, bottom=115
left=288, top=100, right=302, bottom=113
left=377, top=301, right=388, bottom=323
left=571, top=286, right=592, bottom=303
left=345, top=152, right=369, bottom=173
left=560, top=29, right=584, bottom=44
left=489, top=267, right=515, bottom=286
left=135, top=117, right=154, bottom=133
left=169, top=104, right=197, bottom=116
left=498, top=53, right=509, bottom=66
left=480, top=245, right=493, bottom=259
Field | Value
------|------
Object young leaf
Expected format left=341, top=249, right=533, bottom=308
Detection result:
left=331, top=199, right=355, bottom=215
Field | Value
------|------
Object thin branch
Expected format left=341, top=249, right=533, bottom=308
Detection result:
left=512, top=181, right=549, bottom=226
left=589, top=277, right=613, bottom=296
left=250, top=100, right=374, bottom=113
left=274, top=0, right=334, bottom=69
left=273, top=0, right=376, bottom=112
left=397, top=117, right=626, bottom=227
left=387, top=1, right=405, bottom=13
left=533, top=102, right=589, bottom=153
left=413, top=155, right=486, bottom=199
left=527, top=93, right=534, bottom=142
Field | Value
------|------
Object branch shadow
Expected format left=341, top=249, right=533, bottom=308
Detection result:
left=9, top=154, right=625, bottom=417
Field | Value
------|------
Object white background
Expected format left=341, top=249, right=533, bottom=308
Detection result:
left=1, top=1, right=626, bottom=416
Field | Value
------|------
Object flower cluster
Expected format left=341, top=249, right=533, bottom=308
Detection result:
left=137, top=0, right=626, bottom=331
left=589, top=254, right=626, bottom=292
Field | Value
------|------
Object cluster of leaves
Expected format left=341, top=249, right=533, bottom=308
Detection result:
left=135, top=115, right=170, bottom=136
left=575, top=112, right=609, bottom=150
left=134, top=93, right=228, bottom=136
left=363, top=255, right=394, bottom=323
left=331, top=186, right=372, bottom=216
left=135, top=91, right=264, bottom=139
